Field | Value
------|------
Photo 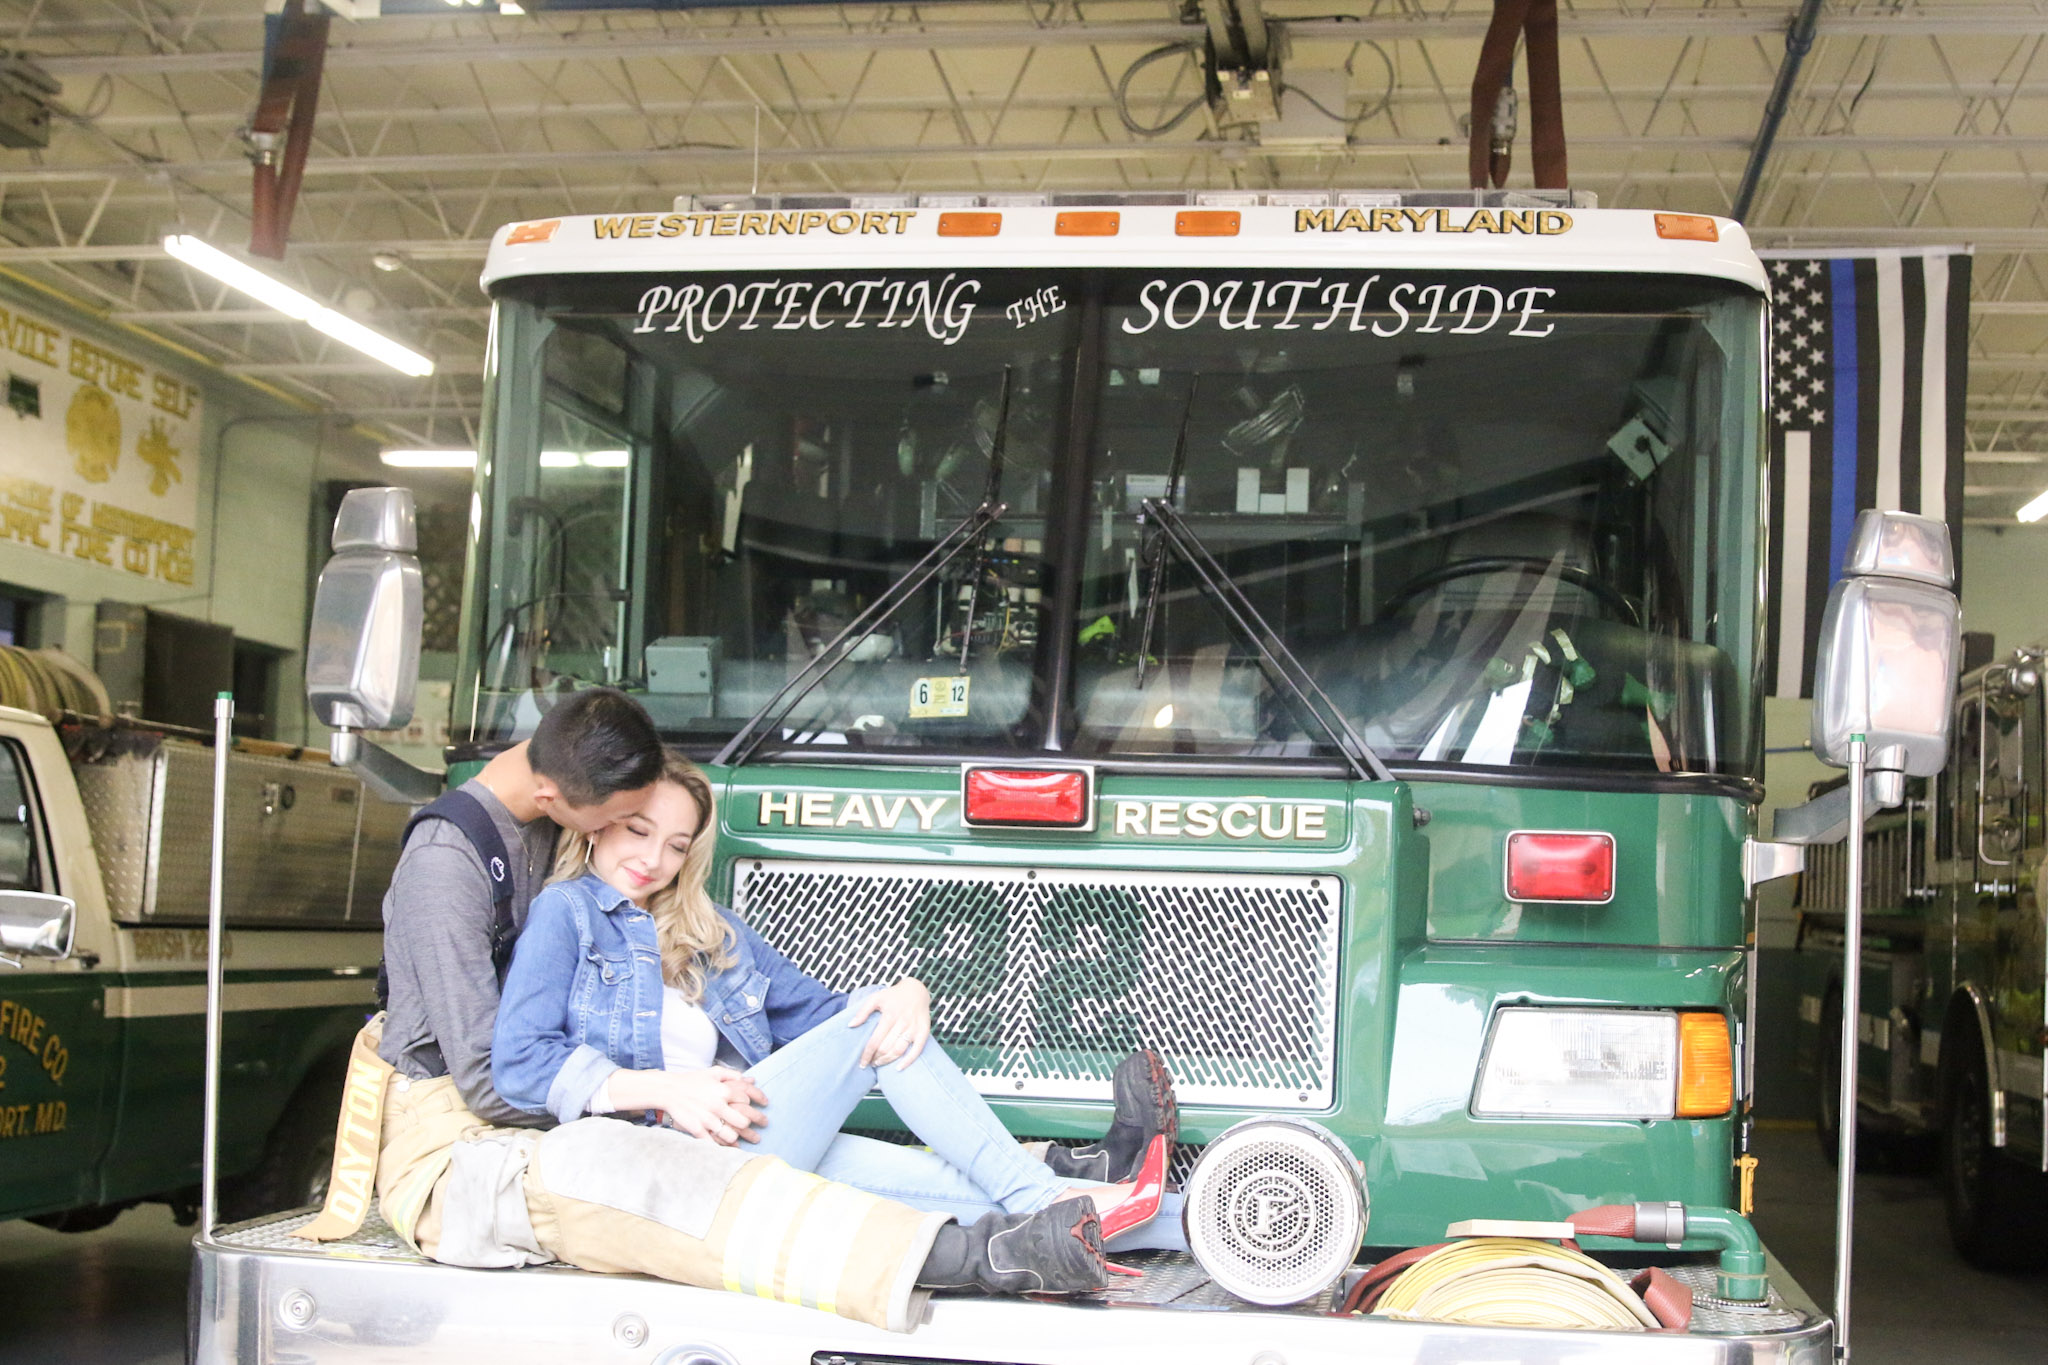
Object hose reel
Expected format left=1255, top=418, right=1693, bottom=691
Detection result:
left=1182, top=1117, right=1366, bottom=1306
left=1350, top=1237, right=1685, bottom=1331
left=1338, top=1202, right=1768, bottom=1331
left=1183, top=1119, right=1767, bottom=1332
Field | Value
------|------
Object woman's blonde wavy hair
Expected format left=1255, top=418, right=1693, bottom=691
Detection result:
left=549, top=748, right=735, bottom=1002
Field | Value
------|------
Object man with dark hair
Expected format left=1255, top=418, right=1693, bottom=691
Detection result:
left=373, top=686, right=661, bottom=1126
left=304, top=687, right=1108, bottom=1330
left=523, top=686, right=665, bottom=811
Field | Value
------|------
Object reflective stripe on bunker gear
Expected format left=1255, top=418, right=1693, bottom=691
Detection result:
left=717, top=1157, right=897, bottom=1315
left=788, top=1180, right=886, bottom=1315
left=723, top=1158, right=821, bottom=1299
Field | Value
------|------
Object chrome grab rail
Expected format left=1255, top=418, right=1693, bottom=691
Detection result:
left=200, top=691, right=233, bottom=1237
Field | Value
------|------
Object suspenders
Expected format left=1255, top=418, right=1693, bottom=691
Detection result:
left=378, top=788, right=521, bottom=1006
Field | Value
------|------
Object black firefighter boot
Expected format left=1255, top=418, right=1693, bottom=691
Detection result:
left=1044, top=1049, right=1176, bottom=1183
left=916, top=1197, right=1110, bottom=1295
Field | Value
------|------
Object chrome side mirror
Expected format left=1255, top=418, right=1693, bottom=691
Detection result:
left=0, top=890, right=74, bottom=967
left=306, top=488, right=423, bottom=735
left=1810, top=509, right=1961, bottom=779
left=1776, top=511, right=1962, bottom=846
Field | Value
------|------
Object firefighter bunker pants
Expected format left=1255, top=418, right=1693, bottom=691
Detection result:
left=376, top=1074, right=951, bottom=1332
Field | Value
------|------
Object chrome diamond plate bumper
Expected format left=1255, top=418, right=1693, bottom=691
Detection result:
left=196, top=1212, right=1831, bottom=1365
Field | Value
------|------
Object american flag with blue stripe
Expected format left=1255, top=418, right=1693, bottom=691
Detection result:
left=1760, top=249, right=1972, bottom=699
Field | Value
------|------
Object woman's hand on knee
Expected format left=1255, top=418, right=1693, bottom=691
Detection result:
left=849, top=977, right=931, bottom=1069
left=655, top=1067, right=768, bottom=1146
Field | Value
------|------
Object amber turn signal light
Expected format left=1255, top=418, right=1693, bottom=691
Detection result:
left=938, top=212, right=1002, bottom=237
left=1056, top=211, right=1120, bottom=237
left=1654, top=213, right=1720, bottom=242
left=505, top=219, right=561, bottom=245
left=1676, top=1012, right=1735, bottom=1117
left=1175, top=210, right=1240, bottom=237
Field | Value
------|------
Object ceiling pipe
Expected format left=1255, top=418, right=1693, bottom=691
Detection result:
left=247, top=0, right=330, bottom=259
left=1732, top=0, right=1825, bottom=222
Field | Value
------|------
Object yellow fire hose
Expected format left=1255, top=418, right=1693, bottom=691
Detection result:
left=0, top=645, right=109, bottom=722
left=1370, top=1238, right=1667, bottom=1331
left=1341, top=1204, right=1766, bottom=1331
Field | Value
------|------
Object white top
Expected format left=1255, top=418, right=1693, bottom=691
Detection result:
left=587, top=984, right=720, bottom=1115
left=660, top=983, right=720, bottom=1071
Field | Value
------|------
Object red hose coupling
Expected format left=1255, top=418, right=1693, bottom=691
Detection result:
left=1567, top=1204, right=1639, bottom=1239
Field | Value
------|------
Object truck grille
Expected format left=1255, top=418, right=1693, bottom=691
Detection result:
left=732, top=860, right=1341, bottom=1108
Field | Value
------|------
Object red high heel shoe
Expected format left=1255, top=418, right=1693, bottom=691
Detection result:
left=1098, top=1132, right=1169, bottom=1240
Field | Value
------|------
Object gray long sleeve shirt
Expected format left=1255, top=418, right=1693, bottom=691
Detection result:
left=376, top=779, right=562, bottom=1128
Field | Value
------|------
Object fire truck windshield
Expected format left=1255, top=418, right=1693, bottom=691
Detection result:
left=456, top=266, right=1763, bottom=780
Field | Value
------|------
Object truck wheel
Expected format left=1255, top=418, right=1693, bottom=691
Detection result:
left=1941, top=1043, right=2048, bottom=1271
left=217, top=1063, right=343, bottom=1225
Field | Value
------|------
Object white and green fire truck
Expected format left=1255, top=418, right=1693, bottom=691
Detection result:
left=0, top=678, right=398, bottom=1235
left=189, top=189, right=1957, bottom=1363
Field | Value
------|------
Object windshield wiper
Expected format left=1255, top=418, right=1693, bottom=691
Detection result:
left=1134, top=375, right=1198, bottom=690
left=713, top=500, right=1008, bottom=769
left=1135, top=497, right=1393, bottom=784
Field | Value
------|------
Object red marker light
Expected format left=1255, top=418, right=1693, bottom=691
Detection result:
left=1504, top=831, right=1615, bottom=903
left=963, top=768, right=1091, bottom=827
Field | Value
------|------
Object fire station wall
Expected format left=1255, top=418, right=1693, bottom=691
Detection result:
left=1953, top=526, right=2048, bottom=657
left=0, top=276, right=379, bottom=743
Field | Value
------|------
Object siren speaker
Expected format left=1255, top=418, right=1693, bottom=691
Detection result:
left=1182, top=1117, right=1366, bottom=1305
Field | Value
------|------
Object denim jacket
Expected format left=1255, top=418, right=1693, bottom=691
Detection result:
left=492, top=872, right=849, bottom=1124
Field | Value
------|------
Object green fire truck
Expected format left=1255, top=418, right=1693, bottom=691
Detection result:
left=1796, top=641, right=2048, bottom=1271
left=0, top=688, right=398, bottom=1235
left=193, top=190, right=1910, bottom=1363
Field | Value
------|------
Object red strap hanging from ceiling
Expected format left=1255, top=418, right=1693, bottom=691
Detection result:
left=247, top=0, right=330, bottom=260
left=1468, top=0, right=1567, bottom=190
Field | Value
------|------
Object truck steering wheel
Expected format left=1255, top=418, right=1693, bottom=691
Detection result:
left=1385, top=556, right=1641, bottom=626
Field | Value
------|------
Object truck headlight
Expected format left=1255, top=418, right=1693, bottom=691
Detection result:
left=1473, top=1007, right=1730, bottom=1120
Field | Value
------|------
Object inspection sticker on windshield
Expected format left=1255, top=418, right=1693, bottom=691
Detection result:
left=910, top=676, right=970, bottom=719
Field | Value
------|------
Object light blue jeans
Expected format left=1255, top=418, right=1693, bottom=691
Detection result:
left=744, top=1004, right=1187, bottom=1252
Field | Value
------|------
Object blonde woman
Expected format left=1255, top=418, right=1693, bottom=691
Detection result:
left=491, top=750, right=1182, bottom=1249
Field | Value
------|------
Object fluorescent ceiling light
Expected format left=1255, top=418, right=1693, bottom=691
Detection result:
left=162, top=234, right=435, bottom=378
left=309, top=309, right=435, bottom=378
left=163, top=234, right=315, bottom=317
left=539, top=449, right=632, bottom=469
left=382, top=449, right=477, bottom=469
left=2019, top=488, right=2048, bottom=523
